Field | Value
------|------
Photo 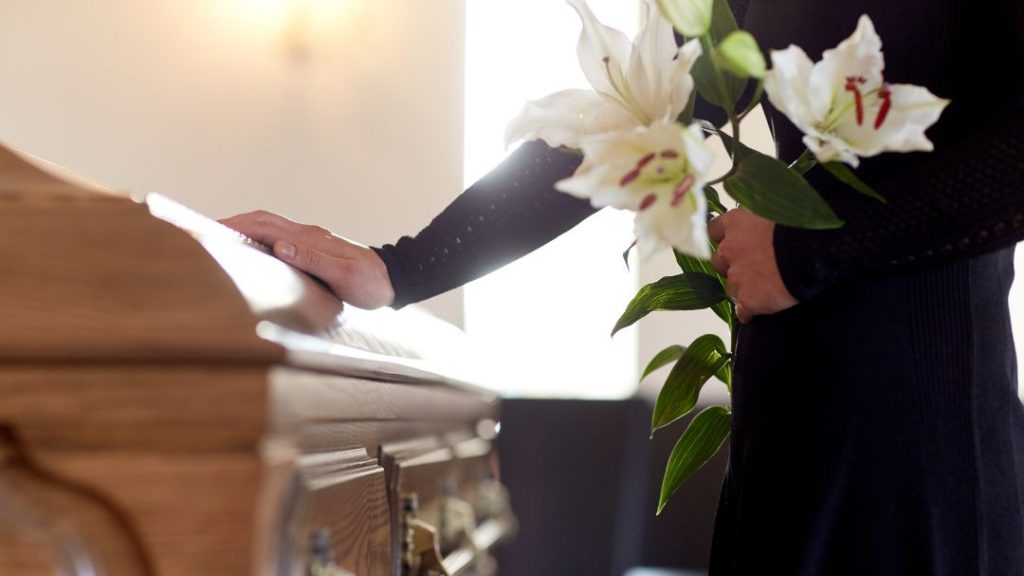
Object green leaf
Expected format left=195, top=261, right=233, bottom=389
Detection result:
left=651, top=335, right=730, bottom=433
left=612, top=273, right=726, bottom=336
left=789, top=148, right=817, bottom=175
left=673, top=249, right=733, bottom=328
left=642, top=345, right=686, bottom=381
left=824, top=162, right=887, bottom=203
left=717, top=361, right=732, bottom=389
left=674, top=250, right=719, bottom=280
left=657, top=0, right=713, bottom=37
left=690, top=0, right=746, bottom=109
left=658, top=405, right=732, bottom=514
left=708, top=0, right=739, bottom=39
left=723, top=143, right=844, bottom=229
left=716, top=31, right=766, bottom=79
left=642, top=343, right=732, bottom=386
left=704, top=185, right=727, bottom=214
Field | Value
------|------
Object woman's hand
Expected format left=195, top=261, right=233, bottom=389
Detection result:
left=708, top=208, right=798, bottom=323
left=219, top=210, right=395, bottom=309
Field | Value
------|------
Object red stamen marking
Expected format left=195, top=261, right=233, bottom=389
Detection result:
left=874, top=86, right=892, bottom=130
left=660, top=149, right=679, bottom=159
left=637, top=152, right=656, bottom=168
left=845, top=76, right=865, bottom=126
left=620, top=168, right=641, bottom=187
left=640, top=193, right=657, bottom=211
left=671, top=175, right=695, bottom=207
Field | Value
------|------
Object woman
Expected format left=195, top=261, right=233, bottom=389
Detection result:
left=223, top=0, right=1024, bottom=572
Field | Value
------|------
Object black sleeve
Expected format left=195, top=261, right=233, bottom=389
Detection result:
left=772, top=1, right=1024, bottom=301
left=374, top=142, right=594, bottom=308
left=375, top=0, right=753, bottom=309
left=774, top=106, right=1024, bottom=301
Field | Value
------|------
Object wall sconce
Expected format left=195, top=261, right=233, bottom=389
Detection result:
left=284, top=0, right=354, bottom=61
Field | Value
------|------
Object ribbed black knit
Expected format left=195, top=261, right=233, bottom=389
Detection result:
left=373, top=1, right=1024, bottom=573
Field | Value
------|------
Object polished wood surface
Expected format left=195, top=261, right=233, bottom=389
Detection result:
left=0, top=142, right=510, bottom=575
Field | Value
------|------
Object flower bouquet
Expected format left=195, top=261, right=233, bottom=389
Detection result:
left=506, top=0, right=948, bottom=513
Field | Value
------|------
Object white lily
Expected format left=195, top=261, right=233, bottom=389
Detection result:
left=556, top=120, right=715, bottom=259
left=763, top=15, right=949, bottom=167
left=505, top=0, right=703, bottom=150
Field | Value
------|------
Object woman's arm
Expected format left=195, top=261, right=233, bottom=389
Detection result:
left=374, top=141, right=594, bottom=308
left=221, top=141, right=593, bottom=309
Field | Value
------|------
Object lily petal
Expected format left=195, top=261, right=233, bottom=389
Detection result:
left=667, top=39, right=703, bottom=122
left=680, top=122, right=715, bottom=180
left=636, top=184, right=709, bottom=259
left=629, top=1, right=696, bottom=121
left=764, top=45, right=817, bottom=134
left=557, top=120, right=716, bottom=259
left=803, top=132, right=862, bottom=167
left=567, top=0, right=634, bottom=103
left=809, top=15, right=885, bottom=123
left=835, top=83, right=949, bottom=158
left=505, top=89, right=636, bottom=149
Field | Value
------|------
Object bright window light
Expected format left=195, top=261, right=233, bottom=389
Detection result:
left=463, top=0, right=640, bottom=399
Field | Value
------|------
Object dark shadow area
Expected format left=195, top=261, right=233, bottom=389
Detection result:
left=494, top=398, right=729, bottom=576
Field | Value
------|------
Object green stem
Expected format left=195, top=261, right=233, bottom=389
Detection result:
left=707, top=195, right=728, bottom=215
left=789, top=148, right=818, bottom=175
left=701, top=36, right=741, bottom=158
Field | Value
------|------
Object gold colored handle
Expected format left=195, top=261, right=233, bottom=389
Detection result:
left=401, top=495, right=449, bottom=576
left=401, top=486, right=514, bottom=576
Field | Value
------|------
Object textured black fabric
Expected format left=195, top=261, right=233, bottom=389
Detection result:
left=709, top=1, right=1024, bottom=574
left=375, top=1, right=754, bottom=309
left=768, top=0, right=1024, bottom=302
left=374, top=1, right=1024, bottom=573
left=712, top=247, right=1024, bottom=575
left=373, top=141, right=592, bottom=308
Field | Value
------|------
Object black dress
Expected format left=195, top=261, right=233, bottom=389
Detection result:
left=375, top=1, right=1024, bottom=573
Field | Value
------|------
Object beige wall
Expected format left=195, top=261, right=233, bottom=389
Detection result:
left=0, top=0, right=467, bottom=323
left=4, top=1, right=1020, bottom=399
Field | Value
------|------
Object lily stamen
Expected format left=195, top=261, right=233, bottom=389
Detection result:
left=620, top=152, right=657, bottom=187
left=639, top=193, right=657, bottom=211
left=671, top=174, right=695, bottom=207
left=845, top=76, right=866, bottom=126
left=874, top=86, right=893, bottom=129
left=620, top=168, right=641, bottom=187
left=602, top=56, right=652, bottom=124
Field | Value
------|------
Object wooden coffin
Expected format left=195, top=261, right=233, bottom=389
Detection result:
left=0, top=143, right=513, bottom=576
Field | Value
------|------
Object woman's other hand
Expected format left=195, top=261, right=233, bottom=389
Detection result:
left=708, top=208, right=798, bottom=323
left=220, top=210, right=395, bottom=309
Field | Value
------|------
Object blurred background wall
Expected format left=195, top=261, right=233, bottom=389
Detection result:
left=0, top=0, right=468, bottom=324
left=1, top=2, right=1022, bottom=573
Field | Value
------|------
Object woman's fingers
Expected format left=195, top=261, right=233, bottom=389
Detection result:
left=708, top=214, right=726, bottom=244
left=711, top=250, right=730, bottom=276
left=221, top=212, right=347, bottom=256
left=274, top=240, right=338, bottom=283
left=735, top=301, right=753, bottom=324
left=219, top=210, right=298, bottom=247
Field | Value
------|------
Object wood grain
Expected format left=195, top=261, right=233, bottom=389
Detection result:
left=0, top=366, right=270, bottom=451
left=270, top=368, right=498, bottom=429
left=30, top=449, right=263, bottom=575
left=290, top=448, right=391, bottom=575
left=0, top=142, right=510, bottom=575
left=0, top=437, right=148, bottom=576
